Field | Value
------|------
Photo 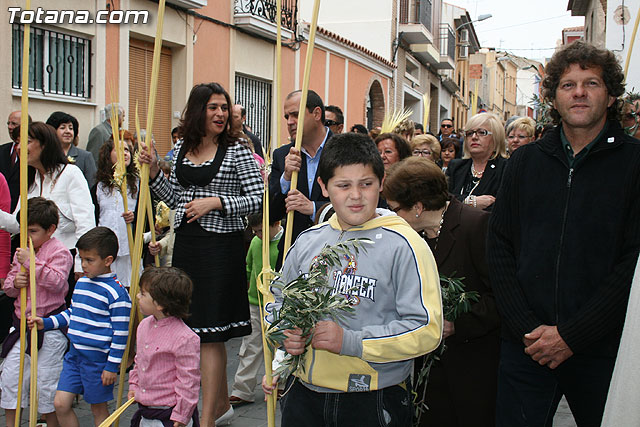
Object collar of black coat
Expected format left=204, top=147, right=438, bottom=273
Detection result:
left=536, top=120, right=629, bottom=159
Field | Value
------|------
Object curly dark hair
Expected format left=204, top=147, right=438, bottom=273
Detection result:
left=382, top=157, right=449, bottom=211
left=139, top=266, right=193, bottom=320
left=178, top=83, right=236, bottom=155
left=543, top=41, right=625, bottom=123
left=374, top=133, right=412, bottom=162
left=95, top=133, right=139, bottom=197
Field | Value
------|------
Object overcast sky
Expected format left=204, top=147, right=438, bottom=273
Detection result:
left=452, top=0, right=585, bottom=61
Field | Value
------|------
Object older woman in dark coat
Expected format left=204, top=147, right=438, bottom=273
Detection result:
left=384, top=156, right=500, bottom=427
left=446, top=112, right=507, bottom=211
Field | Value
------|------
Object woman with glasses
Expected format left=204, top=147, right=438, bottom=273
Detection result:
left=411, top=134, right=440, bottom=163
left=383, top=157, right=500, bottom=427
left=446, top=113, right=507, bottom=211
left=506, top=116, right=536, bottom=154
left=374, top=132, right=412, bottom=171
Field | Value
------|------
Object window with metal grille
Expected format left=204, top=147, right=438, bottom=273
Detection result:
left=235, top=74, right=272, bottom=150
left=11, top=24, right=91, bottom=99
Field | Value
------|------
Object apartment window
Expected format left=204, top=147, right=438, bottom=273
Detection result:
left=235, top=74, right=272, bottom=145
left=12, top=24, right=91, bottom=99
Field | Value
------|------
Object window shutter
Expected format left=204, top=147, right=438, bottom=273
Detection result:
left=128, top=39, right=172, bottom=156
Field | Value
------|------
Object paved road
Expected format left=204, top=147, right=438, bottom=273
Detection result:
left=1, top=336, right=576, bottom=426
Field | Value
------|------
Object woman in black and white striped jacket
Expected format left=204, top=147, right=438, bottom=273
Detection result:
left=140, top=82, right=262, bottom=427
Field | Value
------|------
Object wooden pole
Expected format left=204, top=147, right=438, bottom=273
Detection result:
left=107, top=96, right=135, bottom=269
left=146, top=195, right=160, bottom=267
left=98, top=397, right=136, bottom=427
left=281, top=0, right=322, bottom=260
left=624, top=5, right=640, bottom=81
left=16, top=1, right=31, bottom=423
left=113, top=1, right=166, bottom=423
left=257, top=2, right=283, bottom=425
left=28, top=240, right=38, bottom=427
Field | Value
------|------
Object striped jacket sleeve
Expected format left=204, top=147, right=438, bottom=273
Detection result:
left=105, top=292, right=131, bottom=372
left=42, top=308, right=72, bottom=330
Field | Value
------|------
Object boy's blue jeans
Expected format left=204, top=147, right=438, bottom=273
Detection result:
left=280, top=376, right=412, bottom=427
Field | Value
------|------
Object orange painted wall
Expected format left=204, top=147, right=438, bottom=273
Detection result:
left=193, top=3, right=231, bottom=88
left=104, top=0, right=120, bottom=103
left=275, top=47, right=297, bottom=147
left=346, top=61, right=388, bottom=128
left=297, top=44, right=326, bottom=100
left=328, top=55, right=345, bottom=108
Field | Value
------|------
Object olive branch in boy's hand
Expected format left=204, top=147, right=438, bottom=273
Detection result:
left=266, top=238, right=373, bottom=381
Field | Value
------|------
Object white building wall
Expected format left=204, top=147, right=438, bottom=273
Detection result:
left=298, top=0, right=394, bottom=61
left=607, top=0, right=640, bottom=93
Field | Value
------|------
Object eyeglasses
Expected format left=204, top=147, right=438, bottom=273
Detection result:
left=325, top=119, right=342, bottom=127
left=413, top=149, right=432, bottom=157
left=465, top=129, right=493, bottom=138
left=441, top=124, right=453, bottom=129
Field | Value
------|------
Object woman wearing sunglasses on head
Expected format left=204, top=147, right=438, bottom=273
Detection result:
left=446, top=113, right=507, bottom=211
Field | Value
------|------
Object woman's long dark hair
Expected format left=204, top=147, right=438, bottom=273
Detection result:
left=22, top=122, right=68, bottom=189
left=95, top=133, right=139, bottom=197
left=178, top=83, right=236, bottom=155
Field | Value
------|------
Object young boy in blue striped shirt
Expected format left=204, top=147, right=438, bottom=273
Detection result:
left=30, top=226, right=131, bottom=427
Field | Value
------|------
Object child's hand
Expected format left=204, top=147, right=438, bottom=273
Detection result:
left=127, top=390, right=135, bottom=400
left=101, top=370, right=117, bottom=386
left=15, top=248, right=29, bottom=265
left=311, top=320, right=343, bottom=354
left=262, top=374, right=280, bottom=397
left=148, top=242, right=161, bottom=256
left=283, top=328, right=306, bottom=356
left=122, top=211, right=135, bottom=224
left=27, top=316, right=44, bottom=330
left=14, top=271, right=29, bottom=289
left=173, top=423, right=186, bottom=427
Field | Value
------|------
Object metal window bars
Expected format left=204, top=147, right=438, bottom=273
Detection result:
left=11, top=24, right=91, bottom=99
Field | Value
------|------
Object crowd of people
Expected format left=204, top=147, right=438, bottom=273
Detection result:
left=0, top=39, right=638, bottom=427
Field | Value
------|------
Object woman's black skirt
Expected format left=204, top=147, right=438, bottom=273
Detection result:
left=172, top=229, right=251, bottom=343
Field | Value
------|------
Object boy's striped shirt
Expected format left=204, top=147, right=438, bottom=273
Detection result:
left=42, top=273, right=131, bottom=372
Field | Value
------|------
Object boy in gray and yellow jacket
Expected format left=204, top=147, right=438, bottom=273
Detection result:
left=263, top=132, right=442, bottom=426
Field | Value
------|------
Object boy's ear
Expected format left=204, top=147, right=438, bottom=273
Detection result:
left=103, top=255, right=115, bottom=267
left=46, top=224, right=57, bottom=237
left=317, top=176, right=329, bottom=198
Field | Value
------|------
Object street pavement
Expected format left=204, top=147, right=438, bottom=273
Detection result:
left=1, top=336, right=576, bottom=426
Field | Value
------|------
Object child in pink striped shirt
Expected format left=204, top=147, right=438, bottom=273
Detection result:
left=1, top=197, right=73, bottom=427
left=128, top=267, right=201, bottom=427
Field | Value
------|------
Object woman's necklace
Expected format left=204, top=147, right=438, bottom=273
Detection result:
left=471, top=163, right=485, bottom=179
left=421, top=202, right=449, bottom=249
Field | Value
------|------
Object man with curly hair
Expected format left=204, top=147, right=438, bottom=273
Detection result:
left=487, top=40, right=640, bottom=426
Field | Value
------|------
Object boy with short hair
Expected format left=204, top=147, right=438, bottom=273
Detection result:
left=229, top=213, right=282, bottom=406
left=1, top=197, right=73, bottom=427
left=30, top=226, right=131, bottom=427
left=263, top=133, right=443, bottom=426
left=128, top=267, right=200, bottom=427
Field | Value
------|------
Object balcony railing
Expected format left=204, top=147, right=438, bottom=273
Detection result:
left=440, top=23, right=455, bottom=60
left=399, top=0, right=432, bottom=33
left=234, top=0, right=297, bottom=33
